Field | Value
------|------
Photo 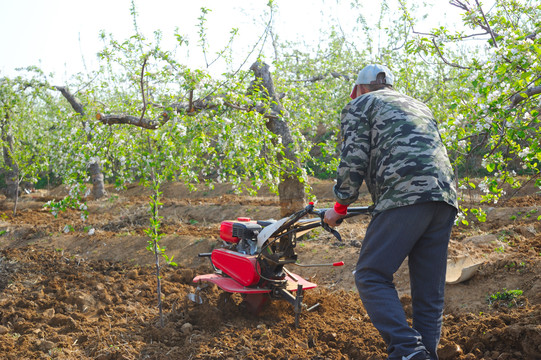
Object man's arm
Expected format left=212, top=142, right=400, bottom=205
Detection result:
left=325, top=102, right=371, bottom=226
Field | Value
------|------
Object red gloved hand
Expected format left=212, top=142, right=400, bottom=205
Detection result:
left=324, top=205, right=347, bottom=227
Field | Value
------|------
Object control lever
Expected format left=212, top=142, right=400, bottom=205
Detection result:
left=318, top=211, right=343, bottom=241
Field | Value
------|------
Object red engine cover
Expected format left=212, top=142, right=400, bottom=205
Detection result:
left=219, top=217, right=253, bottom=243
left=211, top=248, right=260, bottom=287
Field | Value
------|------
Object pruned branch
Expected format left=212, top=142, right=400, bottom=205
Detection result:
left=249, top=60, right=286, bottom=119
left=96, top=112, right=170, bottom=129
left=55, top=86, right=85, bottom=116
left=55, top=85, right=92, bottom=142
left=249, top=60, right=297, bottom=158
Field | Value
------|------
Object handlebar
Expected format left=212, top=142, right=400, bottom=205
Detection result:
left=256, top=203, right=371, bottom=268
left=312, top=204, right=370, bottom=241
left=272, top=202, right=370, bottom=242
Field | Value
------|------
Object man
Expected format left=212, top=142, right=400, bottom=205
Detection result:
left=324, top=64, right=458, bottom=360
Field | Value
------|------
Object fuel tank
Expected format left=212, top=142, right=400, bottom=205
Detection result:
left=211, top=248, right=261, bottom=287
left=219, top=217, right=257, bottom=243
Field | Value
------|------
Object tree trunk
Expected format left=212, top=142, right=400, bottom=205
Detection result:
left=89, top=162, right=106, bottom=199
left=85, top=162, right=106, bottom=199
left=250, top=61, right=305, bottom=216
left=278, top=176, right=305, bottom=217
left=1, top=116, right=19, bottom=199
left=3, top=149, right=19, bottom=201
left=1, top=129, right=20, bottom=215
left=55, top=86, right=106, bottom=199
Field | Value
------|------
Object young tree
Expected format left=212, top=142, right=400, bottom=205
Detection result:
left=91, top=4, right=312, bottom=216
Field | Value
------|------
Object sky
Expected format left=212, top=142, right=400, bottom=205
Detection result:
left=0, top=0, right=467, bottom=83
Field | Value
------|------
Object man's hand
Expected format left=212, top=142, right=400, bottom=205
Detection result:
left=324, top=208, right=346, bottom=227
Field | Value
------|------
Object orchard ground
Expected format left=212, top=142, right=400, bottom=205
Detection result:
left=0, top=178, right=540, bottom=359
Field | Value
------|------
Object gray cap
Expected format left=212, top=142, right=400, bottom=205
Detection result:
left=354, top=64, right=394, bottom=86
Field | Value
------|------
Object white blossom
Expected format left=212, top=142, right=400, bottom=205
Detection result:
left=455, top=212, right=466, bottom=225
left=481, top=157, right=488, bottom=168
left=478, top=181, right=489, bottom=194
left=518, top=147, right=530, bottom=158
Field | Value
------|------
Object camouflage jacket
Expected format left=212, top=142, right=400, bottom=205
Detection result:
left=334, top=88, right=458, bottom=214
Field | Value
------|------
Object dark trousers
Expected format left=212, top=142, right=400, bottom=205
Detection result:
left=355, top=202, right=456, bottom=360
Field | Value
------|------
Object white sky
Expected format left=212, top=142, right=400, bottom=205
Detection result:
left=0, top=0, right=467, bottom=83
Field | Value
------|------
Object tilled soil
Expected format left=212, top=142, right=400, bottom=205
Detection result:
left=0, top=180, right=540, bottom=359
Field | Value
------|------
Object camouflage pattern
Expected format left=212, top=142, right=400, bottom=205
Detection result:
left=334, top=88, right=458, bottom=214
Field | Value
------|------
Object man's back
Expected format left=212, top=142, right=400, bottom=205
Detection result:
left=338, top=88, right=457, bottom=213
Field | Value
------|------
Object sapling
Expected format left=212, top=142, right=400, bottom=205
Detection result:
left=144, top=175, right=177, bottom=327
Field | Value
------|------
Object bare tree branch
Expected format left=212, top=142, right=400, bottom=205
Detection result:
left=96, top=112, right=170, bottom=129
left=249, top=61, right=287, bottom=119
left=449, top=0, right=468, bottom=12
left=287, top=71, right=353, bottom=83
left=290, top=74, right=328, bottom=83
left=413, top=29, right=490, bottom=40
left=431, top=39, right=470, bottom=69
left=474, top=0, right=498, bottom=47
left=100, top=59, right=351, bottom=130
left=525, top=32, right=537, bottom=41
left=509, top=85, right=541, bottom=108
left=139, top=55, right=149, bottom=122
left=54, top=86, right=85, bottom=115
left=55, top=85, right=92, bottom=144
left=448, top=0, right=539, bottom=42
left=188, top=89, right=194, bottom=113
left=331, top=71, right=352, bottom=81
left=96, top=92, right=281, bottom=130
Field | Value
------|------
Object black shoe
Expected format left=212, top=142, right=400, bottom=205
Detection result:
left=401, top=350, right=431, bottom=360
